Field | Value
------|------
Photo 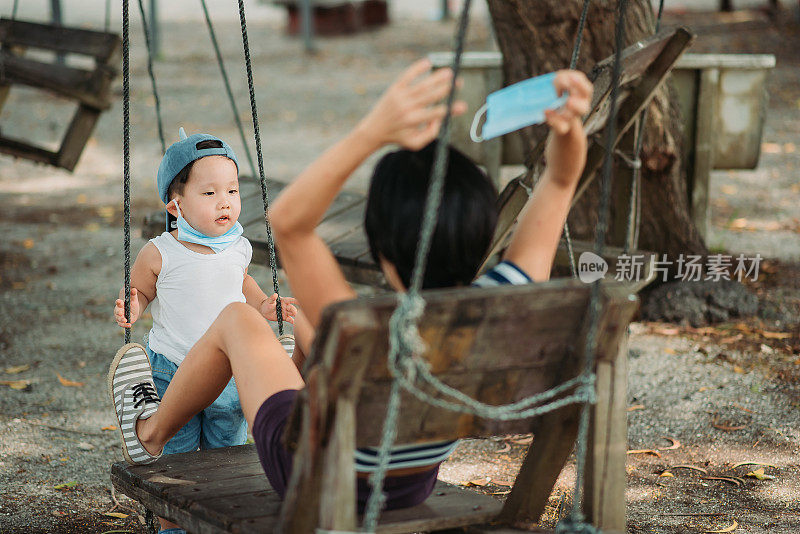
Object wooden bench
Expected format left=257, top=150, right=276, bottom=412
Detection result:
left=0, top=18, right=120, bottom=171
left=112, top=278, right=638, bottom=533
left=271, top=0, right=389, bottom=36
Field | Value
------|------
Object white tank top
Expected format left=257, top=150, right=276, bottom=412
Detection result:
left=147, top=232, right=252, bottom=365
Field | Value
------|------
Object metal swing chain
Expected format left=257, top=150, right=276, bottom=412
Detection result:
left=236, top=0, right=284, bottom=335
left=10, top=0, right=18, bottom=19
left=122, top=0, right=132, bottom=345
left=559, top=2, right=628, bottom=532
left=106, top=0, right=112, bottom=32
left=200, top=0, right=258, bottom=179
left=623, top=0, right=665, bottom=253
left=136, top=0, right=166, bottom=154
left=561, top=0, right=592, bottom=280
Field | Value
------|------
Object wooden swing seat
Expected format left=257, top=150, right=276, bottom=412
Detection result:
left=0, top=18, right=120, bottom=171
left=112, top=279, right=637, bottom=533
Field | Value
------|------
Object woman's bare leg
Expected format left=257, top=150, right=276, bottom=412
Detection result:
left=137, top=302, right=304, bottom=455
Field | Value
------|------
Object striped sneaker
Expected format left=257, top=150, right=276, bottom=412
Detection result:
left=107, top=343, right=162, bottom=465
left=278, top=333, right=295, bottom=359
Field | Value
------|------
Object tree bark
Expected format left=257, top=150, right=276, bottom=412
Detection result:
left=486, top=0, right=708, bottom=261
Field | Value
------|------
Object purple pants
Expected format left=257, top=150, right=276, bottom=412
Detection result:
left=252, top=389, right=439, bottom=513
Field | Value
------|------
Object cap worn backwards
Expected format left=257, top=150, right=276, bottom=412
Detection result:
left=156, top=127, right=239, bottom=205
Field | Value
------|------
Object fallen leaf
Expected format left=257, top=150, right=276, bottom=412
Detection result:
left=672, top=465, right=709, bottom=474
left=745, top=468, right=775, bottom=480
left=491, top=490, right=511, bottom=495
left=698, top=386, right=711, bottom=392
left=0, top=379, right=31, bottom=390
left=713, top=421, right=747, bottom=431
left=511, top=436, right=533, bottom=445
left=705, top=520, right=738, bottom=533
left=664, top=348, right=676, bottom=355
left=719, top=334, right=743, bottom=344
left=492, top=479, right=514, bottom=486
left=57, top=373, right=84, bottom=387
left=101, top=425, right=118, bottom=431
left=762, top=142, right=782, bottom=153
left=786, top=143, right=796, bottom=153
left=627, top=404, right=645, bottom=412
left=703, top=476, right=742, bottom=486
left=732, top=461, right=778, bottom=469
left=720, top=185, right=738, bottom=195
left=729, top=218, right=749, bottom=230
left=76, top=194, right=88, bottom=204
left=627, top=449, right=662, bottom=457
left=658, top=437, right=681, bottom=451
left=54, top=481, right=78, bottom=490
left=22, top=239, right=34, bottom=249
left=760, top=331, right=791, bottom=340
left=733, top=365, right=745, bottom=374
left=654, top=326, right=680, bottom=336
left=4, top=364, right=30, bottom=374
left=659, top=471, right=674, bottom=477
left=102, top=512, right=129, bottom=519
left=464, top=477, right=491, bottom=487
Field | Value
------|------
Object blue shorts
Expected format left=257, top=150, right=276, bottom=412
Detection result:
left=146, top=345, right=248, bottom=454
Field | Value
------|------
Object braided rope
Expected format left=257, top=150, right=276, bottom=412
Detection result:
left=136, top=0, right=166, bottom=154
left=122, top=0, right=132, bottom=345
left=560, top=0, right=592, bottom=280
left=362, top=3, right=474, bottom=529
left=236, top=0, right=284, bottom=335
left=624, top=0, right=665, bottom=252
left=200, top=0, right=258, bottom=179
left=566, top=2, right=628, bottom=529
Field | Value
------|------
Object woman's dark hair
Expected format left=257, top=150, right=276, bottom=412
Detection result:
left=365, top=141, right=498, bottom=290
left=166, top=139, right=225, bottom=200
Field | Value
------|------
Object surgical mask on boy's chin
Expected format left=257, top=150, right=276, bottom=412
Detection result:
left=470, top=72, right=569, bottom=142
left=170, top=200, right=243, bottom=254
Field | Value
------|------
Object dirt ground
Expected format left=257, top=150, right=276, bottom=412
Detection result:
left=0, top=2, right=799, bottom=533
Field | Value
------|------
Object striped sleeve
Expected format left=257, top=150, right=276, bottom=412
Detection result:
left=472, top=260, right=532, bottom=287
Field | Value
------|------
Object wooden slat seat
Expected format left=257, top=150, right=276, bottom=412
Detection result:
left=0, top=18, right=120, bottom=170
left=111, top=445, right=504, bottom=534
left=112, top=279, right=637, bottom=533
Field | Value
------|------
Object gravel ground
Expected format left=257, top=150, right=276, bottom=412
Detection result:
left=1, top=2, right=799, bottom=533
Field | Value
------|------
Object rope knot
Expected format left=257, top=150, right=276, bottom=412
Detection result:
left=388, top=293, right=427, bottom=379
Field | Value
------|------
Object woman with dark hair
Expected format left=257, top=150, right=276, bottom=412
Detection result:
left=108, top=59, right=593, bottom=513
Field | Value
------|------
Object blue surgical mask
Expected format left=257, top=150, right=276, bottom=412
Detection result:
left=470, top=72, right=568, bottom=142
left=171, top=201, right=243, bottom=253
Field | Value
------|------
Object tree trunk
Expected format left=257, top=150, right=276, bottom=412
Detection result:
left=486, top=0, right=708, bottom=261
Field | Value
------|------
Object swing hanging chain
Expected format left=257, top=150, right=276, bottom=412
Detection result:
left=136, top=0, right=166, bottom=154
left=122, top=0, right=132, bottom=346
left=237, top=0, right=284, bottom=335
left=200, top=0, right=258, bottom=179
left=624, top=0, right=665, bottom=253
left=561, top=0, right=591, bottom=280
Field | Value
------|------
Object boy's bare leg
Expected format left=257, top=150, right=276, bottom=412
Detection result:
left=136, top=302, right=304, bottom=456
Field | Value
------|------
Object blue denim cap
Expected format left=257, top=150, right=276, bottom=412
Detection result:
left=156, top=127, right=239, bottom=205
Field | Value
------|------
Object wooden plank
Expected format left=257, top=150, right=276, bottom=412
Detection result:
left=0, top=50, right=113, bottom=109
left=584, top=335, right=628, bottom=534
left=0, top=134, right=58, bottom=166
left=0, top=18, right=120, bottom=62
left=56, top=105, right=101, bottom=171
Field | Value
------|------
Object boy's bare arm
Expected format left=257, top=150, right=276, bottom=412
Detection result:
left=503, top=70, right=593, bottom=282
left=270, top=59, right=465, bottom=327
left=114, top=243, right=160, bottom=327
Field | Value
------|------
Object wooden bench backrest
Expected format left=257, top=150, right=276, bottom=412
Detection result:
left=294, top=279, right=637, bottom=448
left=0, top=18, right=120, bottom=62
